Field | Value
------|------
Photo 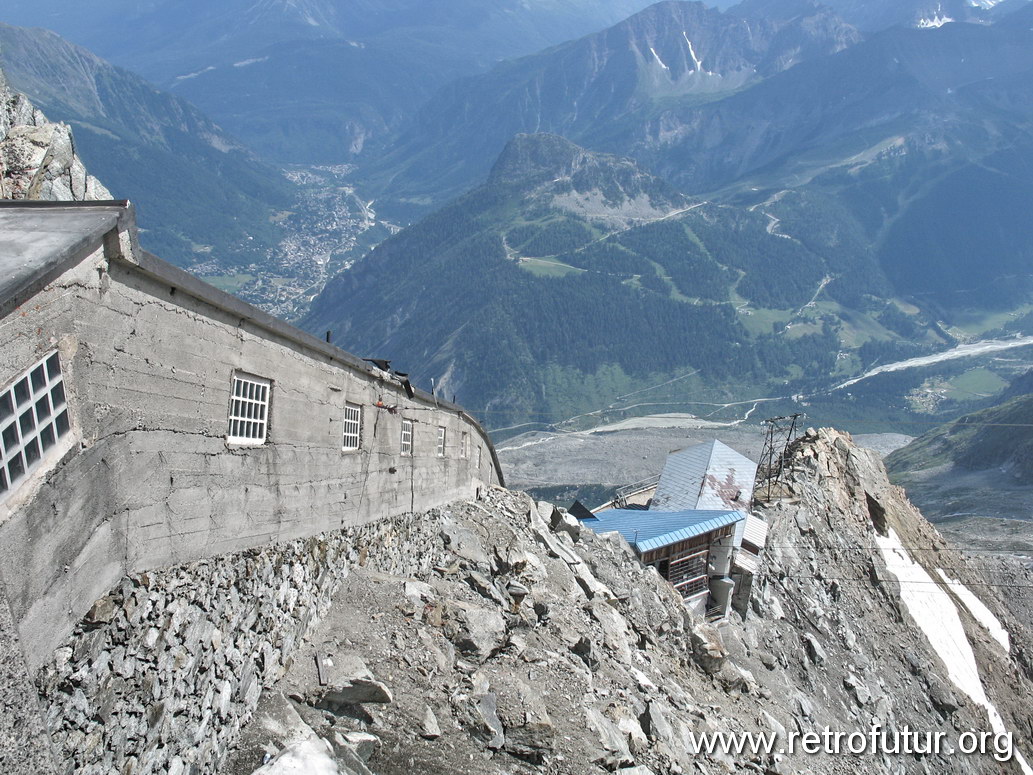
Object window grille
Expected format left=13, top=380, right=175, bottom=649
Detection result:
left=436, top=426, right=446, bottom=457
left=400, top=419, right=413, bottom=455
left=676, top=576, right=710, bottom=598
left=227, top=373, right=270, bottom=445
left=461, top=431, right=469, bottom=458
left=1, top=352, right=70, bottom=501
left=342, top=402, right=362, bottom=451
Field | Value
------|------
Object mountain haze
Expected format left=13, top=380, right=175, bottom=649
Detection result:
left=366, top=0, right=860, bottom=212
left=0, top=0, right=666, bottom=163
left=0, top=22, right=293, bottom=270
left=304, top=134, right=936, bottom=427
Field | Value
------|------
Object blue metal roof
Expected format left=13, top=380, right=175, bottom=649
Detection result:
left=580, top=508, right=746, bottom=553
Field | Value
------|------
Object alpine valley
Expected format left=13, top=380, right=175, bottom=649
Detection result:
left=6, top=0, right=1033, bottom=432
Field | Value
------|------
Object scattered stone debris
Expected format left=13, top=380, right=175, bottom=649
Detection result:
left=37, top=430, right=1033, bottom=774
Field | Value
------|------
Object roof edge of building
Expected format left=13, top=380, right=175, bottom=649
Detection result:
left=0, top=201, right=507, bottom=486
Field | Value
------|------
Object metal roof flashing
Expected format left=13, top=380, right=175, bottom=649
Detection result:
left=0, top=201, right=132, bottom=319
left=580, top=508, right=746, bottom=553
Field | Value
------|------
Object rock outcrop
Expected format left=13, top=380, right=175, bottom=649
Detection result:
left=0, top=67, right=110, bottom=201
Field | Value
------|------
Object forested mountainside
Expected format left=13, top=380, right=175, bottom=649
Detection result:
left=304, top=134, right=958, bottom=428
left=0, top=23, right=292, bottom=271
left=0, top=0, right=662, bottom=163
left=296, top=4, right=1033, bottom=427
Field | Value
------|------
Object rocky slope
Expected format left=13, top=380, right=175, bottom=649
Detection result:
left=0, top=66, right=109, bottom=200
left=224, top=429, right=1033, bottom=774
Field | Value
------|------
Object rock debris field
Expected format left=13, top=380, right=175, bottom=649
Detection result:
left=226, top=430, right=1033, bottom=775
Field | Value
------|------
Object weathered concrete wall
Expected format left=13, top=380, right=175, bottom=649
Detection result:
left=36, top=504, right=450, bottom=775
left=0, top=208, right=501, bottom=670
left=0, top=585, right=59, bottom=774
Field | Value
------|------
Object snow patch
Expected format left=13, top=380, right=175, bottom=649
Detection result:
left=251, top=733, right=340, bottom=773
left=918, top=6, right=955, bottom=27
left=682, top=31, right=709, bottom=74
left=936, top=569, right=1010, bottom=652
left=233, top=57, right=269, bottom=68
left=649, top=47, right=670, bottom=71
left=877, top=529, right=1033, bottom=775
left=174, top=66, right=216, bottom=82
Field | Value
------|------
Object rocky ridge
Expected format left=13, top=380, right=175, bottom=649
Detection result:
left=0, top=67, right=110, bottom=201
left=227, top=430, right=1033, bottom=775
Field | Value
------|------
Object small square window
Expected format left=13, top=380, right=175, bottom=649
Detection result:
left=400, top=419, right=413, bottom=455
left=436, top=426, right=446, bottom=457
left=342, top=403, right=361, bottom=451
left=46, top=352, right=61, bottom=381
left=227, top=373, right=270, bottom=445
left=1, top=423, right=17, bottom=456
left=8, top=454, right=24, bottom=483
left=39, top=424, right=56, bottom=451
left=18, top=410, right=35, bottom=436
left=13, top=378, right=30, bottom=407
left=55, top=409, right=69, bottom=436
left=0, top=351, right=71, bottom=503
left=30, top=365, right=47, bottom=394
left=23, top=437, right=40, bottom=466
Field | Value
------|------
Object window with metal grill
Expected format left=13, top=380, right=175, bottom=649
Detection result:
left=1, top=352, right=70, bottom=501
left=342, top=402, right=361, bottom=451
left=227, top=373, right=270, bottom=445
left=400, top=419, right=413, bottom=455
left=675, top=575, right=710, bottom=599
left=436, top=426, right=446, bottom=457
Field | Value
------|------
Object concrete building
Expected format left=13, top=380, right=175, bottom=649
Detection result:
left=587, top=439, right=765, bottom=617
left=578, top=507, right=745, bottom=616
left=0, top=200, right=503, bottom=669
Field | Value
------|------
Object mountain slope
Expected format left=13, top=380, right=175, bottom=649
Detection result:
left=890, top=391, right=1033, bottom=483
left=304, top=134, right=956, bottom=428
left=0, top=0, right=665, bottom=163
left=364, top=0, right=860, bottom=213
left=765, top=0, right=1027, bottom=31
left=0, top=23, right=293, bottom=270
left=888, top=374, right=1033, bottom=523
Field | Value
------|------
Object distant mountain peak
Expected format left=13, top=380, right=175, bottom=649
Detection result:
left=487, top=133, right=688, bottom=218
left=488, top=133, right=594, bottom=184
